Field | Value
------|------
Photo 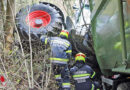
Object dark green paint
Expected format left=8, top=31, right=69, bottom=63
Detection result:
left=118, top=0, right=127, bottom=63
left=89, top=0, right=130, bottom=76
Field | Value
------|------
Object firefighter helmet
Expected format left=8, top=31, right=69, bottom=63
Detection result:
left=59, top=30, right=69, bottom=39
left=75, top=52, right=86, bottom=63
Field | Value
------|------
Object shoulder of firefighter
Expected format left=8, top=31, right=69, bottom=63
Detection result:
left=51, top=37, right=72, bottom=57
left=40, top=35, right=50, bottom=45
left=70, top=66, right=79, bottom=73
left=40, top=36, right=72, bottom=63
left=70, top=64, right=96, bottom=81
left=84, top=65, right=96, bottom=79
left=41, top=36, right=72, bottom=52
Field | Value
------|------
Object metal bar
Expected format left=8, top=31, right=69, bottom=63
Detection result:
left=126, top=0, right=130, bottom=28
left=89, top=0, right=93, bottom=12
left=118, top=0, right=127, bottom=63
left=122, top=0, right=126, bottom=2
left=91, top=0, right=108, bottom=23
left=101, top=76, right=114, bottom=85
left=102, top=82, right=106, bottom=90
left=77, top=1, right=85, bottom=23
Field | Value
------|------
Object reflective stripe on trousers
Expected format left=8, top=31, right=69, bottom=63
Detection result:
left=62, top=83, right=71, bottom=88
left=55, top=74, right=61, bottom=80
left=91, top=84, right=95, bottom=90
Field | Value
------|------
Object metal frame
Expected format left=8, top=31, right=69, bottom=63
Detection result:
left=89, top=0, right=128, bottom=66
left=89, top=0, right=93, bottom=12
left=89, top=0, right=108, bottom=23
left=118, top=0, right=127, bottom=65
left=101, top=76, right=130, bottom=90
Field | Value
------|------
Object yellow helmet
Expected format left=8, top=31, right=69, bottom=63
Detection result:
left=75, top=52, right=86, bottom=63
left=59, top=30, right=69, bottom=38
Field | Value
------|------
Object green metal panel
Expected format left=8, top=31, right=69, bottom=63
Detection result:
left=90, top=0, right=102, bottom=12
left=90, top=0, right=130, bottom=76
left=124, top=1, right=130, bottom=64
left=91, top=0, right=107, bottom=22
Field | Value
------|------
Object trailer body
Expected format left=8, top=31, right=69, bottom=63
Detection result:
left=89, top=0, right=130, bottom=76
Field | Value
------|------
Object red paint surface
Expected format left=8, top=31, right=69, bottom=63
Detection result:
left=26, top=10, right=51, bottom=28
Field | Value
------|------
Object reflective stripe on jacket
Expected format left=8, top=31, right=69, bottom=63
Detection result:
left=50, top=58, right=69, bottom=64
left=41, top=37, right=72, bottom=64
left=70, top=64, right=96, bottom=83
left=70, top=64, right=96, bottom=90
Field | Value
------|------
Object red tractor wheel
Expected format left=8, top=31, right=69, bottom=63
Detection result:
left=16, top=3, right=64, bottom=41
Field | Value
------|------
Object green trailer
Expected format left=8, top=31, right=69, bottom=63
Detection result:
left=89, top=0, right=130, bottom=89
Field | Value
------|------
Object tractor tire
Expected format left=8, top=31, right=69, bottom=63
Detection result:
left=117, top=82, right=130, bottom=90
left=16, top=3, right=64, bottom=41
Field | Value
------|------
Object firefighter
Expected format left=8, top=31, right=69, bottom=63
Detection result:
left=70, top=52, right=100, bottom=90
left=40, top=30, right=72, bottom=90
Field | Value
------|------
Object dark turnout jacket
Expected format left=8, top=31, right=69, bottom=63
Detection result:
left=70, top=62, right=96, bottom=90
left=41, top=36, right=72, bottom=65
